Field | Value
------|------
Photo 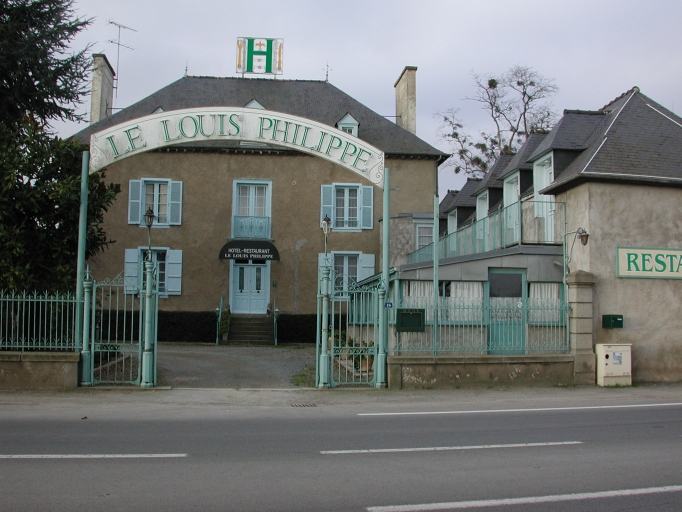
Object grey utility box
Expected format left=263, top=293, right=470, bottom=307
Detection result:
left=596, top=344, right=632, bottom=386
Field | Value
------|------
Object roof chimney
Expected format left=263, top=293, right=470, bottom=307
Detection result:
left=90, top=54, right=115, bottom=125
left=394, top=66, right=417, bottom=134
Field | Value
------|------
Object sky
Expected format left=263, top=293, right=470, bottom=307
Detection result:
left=55, top=0, right=682, bottom=198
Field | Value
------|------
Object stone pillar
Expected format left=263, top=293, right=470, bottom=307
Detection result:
left=567, top=270, right=597, bottom=385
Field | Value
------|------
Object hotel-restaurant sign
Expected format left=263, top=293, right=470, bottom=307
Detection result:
left=616, top=247, right=682, bottom=279
left=89, top=107, right=385, bottom=189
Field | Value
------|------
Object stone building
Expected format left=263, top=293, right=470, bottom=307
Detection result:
left=74, top=57, right=447, bottom=340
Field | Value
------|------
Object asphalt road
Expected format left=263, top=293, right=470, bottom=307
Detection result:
left=1, top=386, right=682, bottom=511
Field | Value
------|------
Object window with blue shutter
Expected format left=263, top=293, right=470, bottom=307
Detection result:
left=321, top=183, right=374, bottom=230
left=128, top=181, right=142, bottom=224
left=128, top=179, right=183, bottom=227
left=124, top=248, right=140, bottom=293
left=124, top=248, right=182, bottom=296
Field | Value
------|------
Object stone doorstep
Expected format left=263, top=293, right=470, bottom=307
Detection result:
left=0, top=351, right=79, bottom=362
left=387, top=354, right=575, bottom=365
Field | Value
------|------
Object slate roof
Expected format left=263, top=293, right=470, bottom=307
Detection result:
left=542, top=88, right=682, bottom=194
left=445, top=178, right=482, bottom=211
left=472, top=153, right=515, bottom=195
left=499, top=132, right=548, bottom=180
left=73, top=76, right=447, bottom=160
left=439, top=190, right=458, bottom=216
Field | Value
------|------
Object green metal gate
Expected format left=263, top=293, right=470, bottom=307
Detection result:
left=88, top=270, right=158, bottom=386
left=316, top=262, right=379, bottom=388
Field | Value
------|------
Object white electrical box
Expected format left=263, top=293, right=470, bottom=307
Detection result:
left=596, top=344, right=632, bottom=386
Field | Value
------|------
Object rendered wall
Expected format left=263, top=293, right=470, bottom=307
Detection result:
left=89, top=151, right=437, bottom=315
left=559, top=182, right=682, bottom=382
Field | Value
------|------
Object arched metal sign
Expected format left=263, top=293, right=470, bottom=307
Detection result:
left=89, top=107, right=385, bottom=189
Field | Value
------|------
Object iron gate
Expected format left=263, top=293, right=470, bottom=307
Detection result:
left=317, top=263, right=379, bottom=387
left=89, top=270, right=158, bottom=386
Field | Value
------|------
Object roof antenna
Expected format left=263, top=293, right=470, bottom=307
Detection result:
left=324, top=62, right=331, bottom=82
left=184, top=61, right=188, bottom=77
left=107, top=20, right=137, bottom=101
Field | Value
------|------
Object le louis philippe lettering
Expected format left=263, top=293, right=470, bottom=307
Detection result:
left=102, top=110, right=374, bottom=173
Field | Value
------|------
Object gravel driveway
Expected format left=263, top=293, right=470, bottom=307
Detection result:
left=157, top=343, right=316, bottom=389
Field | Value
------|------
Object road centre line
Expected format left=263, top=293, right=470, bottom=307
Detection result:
left=321, top=441, right=582, bottom=455
left=0, top=454, right=187, bottom=459
left=358, top=402, right=682, bottom=417
left=366, top=484, right=682, bottom=511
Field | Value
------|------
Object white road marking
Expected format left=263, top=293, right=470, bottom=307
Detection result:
left=367, top=485, right=682, bottom=511
left=358, top=402, right=682, bottom=416
left=321, top=441, right=582, bottom=455
left=0, top=454, right=187, bottom=459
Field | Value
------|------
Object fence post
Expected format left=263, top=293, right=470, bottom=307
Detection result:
left=79, top=268, right=93, bottom=386
left=318, top=263, right=330, bottom=388
left=567, top=270, right=597, bottom=385
left=141, top=259, right=155, bottom=387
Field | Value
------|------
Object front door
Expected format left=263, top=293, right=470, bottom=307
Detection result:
left=487, top=270, right=526, bottom=354
left=231, top=260, right=269, bottom=314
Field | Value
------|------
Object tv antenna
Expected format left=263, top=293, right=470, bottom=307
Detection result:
left=323, top=62, right=332, bottom=82
left=107, top=20, right=137, bottom=99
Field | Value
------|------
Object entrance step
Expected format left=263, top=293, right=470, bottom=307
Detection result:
left=224, top=315, right=274, bottom=345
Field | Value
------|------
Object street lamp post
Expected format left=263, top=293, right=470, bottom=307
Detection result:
left=141, top=207, right=155, bottom=387
left=319, top=214, right=332, bottom=388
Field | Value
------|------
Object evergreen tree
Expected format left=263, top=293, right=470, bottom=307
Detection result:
left=0, top=1, right=120, bottom=291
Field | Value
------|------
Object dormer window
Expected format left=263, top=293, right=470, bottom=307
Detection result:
left=245, top=99, right=265, bottom=109
left=336, top=113, right=359, bottom=137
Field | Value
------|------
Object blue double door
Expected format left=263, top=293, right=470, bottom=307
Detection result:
left=487, top=270, right=526, bottom=355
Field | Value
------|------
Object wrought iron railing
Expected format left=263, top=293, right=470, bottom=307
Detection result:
left=408, top=200, right=565, bottom=264
left=233, top=216, right=270, bottom=239
left=0, top=290, right=79, bottom=351
left=389, top=296, right=569, bottom=355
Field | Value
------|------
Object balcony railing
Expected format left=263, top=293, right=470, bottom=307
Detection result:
left=233, top=216, right=270, bottom=239
left=408, top=200, right=565, bottom=264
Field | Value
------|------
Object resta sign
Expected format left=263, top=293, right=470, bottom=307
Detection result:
left=616, top=247, right=682, bottom=279
left=89, top=107, right=385, bottom=188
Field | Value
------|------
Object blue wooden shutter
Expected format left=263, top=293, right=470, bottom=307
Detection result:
left=166, top=250, right=182, bottom=295
left=358, top=253, right=375, bottom=281
left=128, top=180, right=142, bottom=224
left=321, top=185, right=333, bottom=227
left=169, top=181, right=183, bottom=225
left=124, top=248, right=140, bottom=294
left=361, top=186, right=373, bottom=229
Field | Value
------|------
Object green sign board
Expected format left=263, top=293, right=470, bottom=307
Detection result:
left=616, top=246, right=682, bottom=279
left=396, top=308, right=426, bottom=333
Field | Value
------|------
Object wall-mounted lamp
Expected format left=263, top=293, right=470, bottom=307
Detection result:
left=577, top=227, right=589, bottom=246
left=564, top=227, right=590, bottom=276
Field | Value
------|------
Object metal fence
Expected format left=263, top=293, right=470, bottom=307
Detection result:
left=409, top=200, right=566, bottom=264
left=0, top=290, right=79, bottom=351
left=389, top=296, right=569, bottom=355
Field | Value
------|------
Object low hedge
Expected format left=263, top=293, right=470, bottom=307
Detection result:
left=274, top=314, right=317, bottom=344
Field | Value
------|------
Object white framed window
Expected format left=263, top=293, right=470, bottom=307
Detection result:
left=447, top=211, right=457, bottom=235
left=503, top=173, right=520, bottom=208
left=416, top=224, right=433, bottom=250
left=320, top=184, right=373, bottom=230
left=318, top=252, right=375, bottom=296
left=124, top=248, right=182, bottom=296
left=128, top=179, right=182, bottom=227
left=336, top=113, right=359, bottom=137
left=232, top=180, right=272, bottom=239
left=476, top=192, right=488, bottom=221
